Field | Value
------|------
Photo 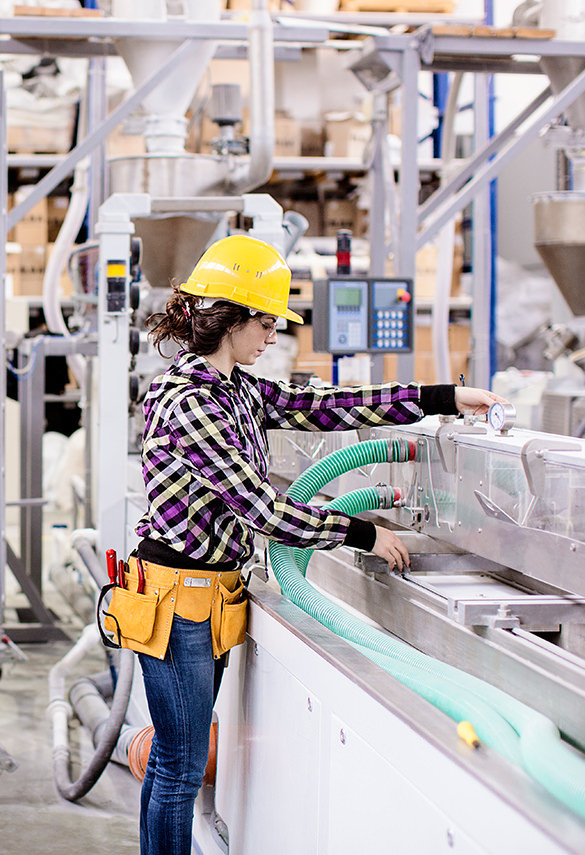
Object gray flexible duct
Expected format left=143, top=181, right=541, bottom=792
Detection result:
left=50, top=533, right=134, bottom=802
left=53, top=648, right=135, bottom=802
left=71, top=531, right=107, bottom=587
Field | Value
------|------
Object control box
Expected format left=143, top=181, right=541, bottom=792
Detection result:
left=313, top=277, right=414, bottom=354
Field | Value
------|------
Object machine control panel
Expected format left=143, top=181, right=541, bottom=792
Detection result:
left=329, top=279, right=368, bottom=351
left=106, top=259, right=128, bottom=313
left=313, top=277, right=414, bottom=354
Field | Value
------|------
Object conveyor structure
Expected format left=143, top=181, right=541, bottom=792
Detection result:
left=196, top=417, right=585, bottom=854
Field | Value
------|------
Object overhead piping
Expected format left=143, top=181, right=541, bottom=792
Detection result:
left=226, top=0, right=275, bottom=193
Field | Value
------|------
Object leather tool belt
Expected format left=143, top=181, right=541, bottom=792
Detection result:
left=98, top=556, right=247, bottom=660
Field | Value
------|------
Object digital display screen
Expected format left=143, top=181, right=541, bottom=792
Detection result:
left=334, top=287, right=362, bottom=308
left=373, top=281, right=401, bottom=309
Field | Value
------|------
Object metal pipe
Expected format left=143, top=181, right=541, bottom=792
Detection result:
left=41, top=163, right=89, bottom=388
left=71, top=530, right=107, bottom=587
left=227, top=0, right=275, bottom=193
left=50, top=627, right=135, bottom=802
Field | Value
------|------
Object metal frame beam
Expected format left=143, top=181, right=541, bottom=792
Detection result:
left=0, top=17, right=328, bottom=42
left=418, top=84, right=552, bottom=228
left=416, top=66, right=585, bottom=249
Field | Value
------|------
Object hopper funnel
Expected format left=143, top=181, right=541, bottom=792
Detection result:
left=534, top=192, right=585, bottom=316
left=109, top=0, right=219, bottom=152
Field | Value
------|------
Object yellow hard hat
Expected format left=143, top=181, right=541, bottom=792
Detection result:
left=180, top=234, right=303, bottom=324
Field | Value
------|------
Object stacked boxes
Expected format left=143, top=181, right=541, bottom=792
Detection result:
left=7, top=190, right=72, bottom=298
left=383, top=322, right=471, bottom=386
left=324, top=113, right=371, bottom=159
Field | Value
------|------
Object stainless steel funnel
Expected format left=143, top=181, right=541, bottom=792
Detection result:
left=534, top=192, right=585, bottom=315
left=109, top=0, right=219, bottom=153
left=539, top=57, right=585, bottom=133
left=108, top=154, right=231, bottom=286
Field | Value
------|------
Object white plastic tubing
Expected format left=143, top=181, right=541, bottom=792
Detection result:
left=47, top=623, right=101, bottom=787
left=48, top=622, right=136, bottom=802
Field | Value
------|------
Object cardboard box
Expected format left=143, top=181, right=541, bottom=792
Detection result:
left=324, top=115, right=370, bottom=159
left=7, top=122, right=73, bottom=154
left=14, top=245, right=46, bottom=297
left=293, top=323, right=332, bottom=383
left=6, top=246, right=21, bottom=297
left=323, top=199, right=357, bottom=237
left=383, top=322, right=471, bottom=385
left=415, top=241, right=463, bottom=300
left=301, top=123, right=325, bottom=157
left=195, top=113, right=219, bottom=155
left=106, top=124, right=146, bottom=158
left=9, top=192, right=48, bottom=245
left=243, top=112, right=300, bottom=157
left=47, top=196, right=69, bottom=243
left=274, top=113, right=302, bottom=157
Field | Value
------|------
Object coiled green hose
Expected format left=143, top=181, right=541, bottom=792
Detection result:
left=269, top=439, right=585, bottom=819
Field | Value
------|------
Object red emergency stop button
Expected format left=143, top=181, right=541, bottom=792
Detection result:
left=397, top=288, right=411, bottom=303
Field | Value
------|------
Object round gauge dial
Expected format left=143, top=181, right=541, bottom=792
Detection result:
left=487, top=401, right=516, bottom=434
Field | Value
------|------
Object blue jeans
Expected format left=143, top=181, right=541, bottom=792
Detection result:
left=138, top=615, right=226, bottom=855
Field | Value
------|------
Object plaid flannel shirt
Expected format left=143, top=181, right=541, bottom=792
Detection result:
left=136, top=351, right=423, bottom=566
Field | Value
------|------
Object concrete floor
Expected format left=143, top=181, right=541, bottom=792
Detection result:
left=1, top=541, right=141, bottom=854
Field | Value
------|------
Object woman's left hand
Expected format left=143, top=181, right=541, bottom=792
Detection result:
left=454, top=386, right=508, bottom=416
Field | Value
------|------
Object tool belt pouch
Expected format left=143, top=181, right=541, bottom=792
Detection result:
left=98, top=569, right=177, bottom=660
left=210, top=578, right=248, bottom=660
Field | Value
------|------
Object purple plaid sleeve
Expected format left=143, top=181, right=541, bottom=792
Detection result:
left=256, top=379, right=423, bottom=431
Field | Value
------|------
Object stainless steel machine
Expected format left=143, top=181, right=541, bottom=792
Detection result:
left=196, top=413, right=585, bottom=854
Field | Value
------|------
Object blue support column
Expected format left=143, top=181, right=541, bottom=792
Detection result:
left=432, top=73, right=449, bottom=158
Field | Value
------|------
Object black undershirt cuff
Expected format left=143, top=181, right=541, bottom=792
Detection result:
left=419, top=384, right=458, bottom=416
left=343, top=517, right=377, bottom=552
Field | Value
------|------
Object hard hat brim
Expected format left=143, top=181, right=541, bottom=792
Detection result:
left=180, top=282, right=304, bottom=325
left=284, top=306, right=304, bottom=325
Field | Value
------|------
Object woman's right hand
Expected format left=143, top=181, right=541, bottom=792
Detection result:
left=371, top=525, right=410, bottom=573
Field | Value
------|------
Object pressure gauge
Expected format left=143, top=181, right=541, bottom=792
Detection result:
left=487, top=401, right=516, bottom=435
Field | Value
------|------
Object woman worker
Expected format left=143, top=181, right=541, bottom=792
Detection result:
left=133, top=234, right=505, bottom=855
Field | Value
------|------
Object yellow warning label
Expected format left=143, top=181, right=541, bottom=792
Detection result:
left=107, top=263, right=126, bottom=278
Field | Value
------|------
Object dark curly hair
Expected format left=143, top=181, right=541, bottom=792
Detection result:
left=146, top=283, right=252, bottom=357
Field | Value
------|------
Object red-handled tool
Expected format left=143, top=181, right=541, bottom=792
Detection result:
left=136, top=557, right=145, bottom=594
left=106, top=549, right=117, bottom=585
left=118, top=559, right=126, bottom=589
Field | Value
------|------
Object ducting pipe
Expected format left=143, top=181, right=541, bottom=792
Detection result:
left=227, top=0, right=275, bottom=193
left=512, top=0, right=542, bottom=26
left=269, top=440, right=585, bottom=819
left=48, top=561, right=96, bottom=625
left=71, top=529, right=107, bottom=587
left=69, top=671, right=142, bottom=768
left=282, top=211, right=309, bottom=256
left=48, top=622, right=135, bottom=802
left=41, top=161, right=89, bottom=389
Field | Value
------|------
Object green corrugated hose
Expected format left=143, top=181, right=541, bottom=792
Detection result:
left=268, top=438, right=585, bottom=819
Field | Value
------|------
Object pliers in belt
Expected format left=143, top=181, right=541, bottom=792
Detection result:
left=136, top=557, right=145, bottom=594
